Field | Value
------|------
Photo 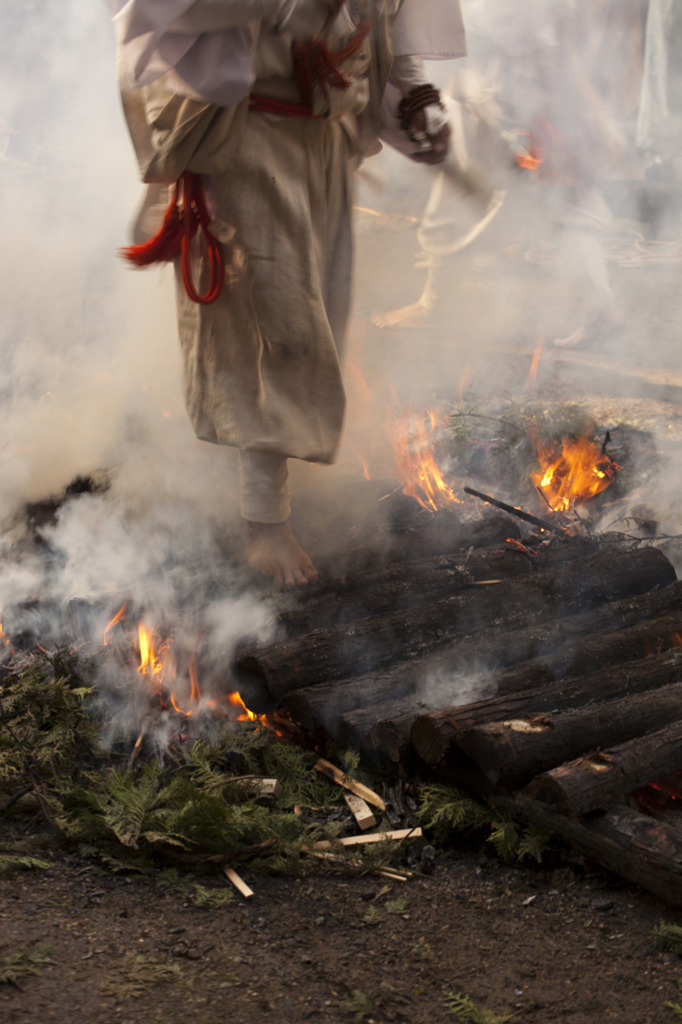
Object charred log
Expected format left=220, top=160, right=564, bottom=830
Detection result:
left=527, top=719, right=682, bottom=817
left=236, top=547, right=676, bottom=704
left=277, top=534, right=603, bottom=637
left=494, top=795, right=682, bottom=909
left=457, top=680, right=682, bottom=788
left=411, top=647, right=682, bottom=766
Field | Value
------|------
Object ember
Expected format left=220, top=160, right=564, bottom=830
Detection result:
left=531, top=436, right=620, bottom=511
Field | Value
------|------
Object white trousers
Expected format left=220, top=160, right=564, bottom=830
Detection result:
left=238, top=450, right=290, bottom=524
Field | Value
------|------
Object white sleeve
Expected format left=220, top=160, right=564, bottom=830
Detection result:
left=392, top=0, right=467, bottom=59
left=388, top=54, right=430, bottom=95
left=109, top=0, right=265, bottom=101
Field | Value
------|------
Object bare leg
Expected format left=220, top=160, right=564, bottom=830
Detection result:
left=245, top=521, right=319, bottom=586
left=239, top=450, right=318, bottom=586
left=553, top=301, right=624, bottom=349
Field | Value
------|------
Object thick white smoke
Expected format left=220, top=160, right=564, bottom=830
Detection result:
left=1, top=1, right=681, bottom=704
left=0, top=1, right=264, bottom=678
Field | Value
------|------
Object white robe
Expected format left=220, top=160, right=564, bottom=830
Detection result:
left=109, top=0, right=467, bottom=461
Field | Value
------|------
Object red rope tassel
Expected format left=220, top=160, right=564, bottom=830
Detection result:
left=119, top=172, right=225, bottom=305
left=291, top=19, right=372, bottom=108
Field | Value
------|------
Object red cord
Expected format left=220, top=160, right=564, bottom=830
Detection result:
left=120, top=172, right=224, bottom=305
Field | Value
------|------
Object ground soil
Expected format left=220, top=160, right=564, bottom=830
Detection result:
left=3, top=838, right=682, bottom=1024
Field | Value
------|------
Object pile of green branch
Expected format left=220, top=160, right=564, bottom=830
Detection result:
left=0, top=649, right=550, bottom=880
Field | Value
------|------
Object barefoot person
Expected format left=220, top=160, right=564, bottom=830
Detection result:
left=372, top=0, right=628, bottom=349
left=107, top=0, right=464, bottom=585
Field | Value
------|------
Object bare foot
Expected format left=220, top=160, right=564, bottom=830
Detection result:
left=553, top=310, right=625, bottom=350
left=245, top=521, right=319, bottom=587
left=371, top=299, right=430, bottom=330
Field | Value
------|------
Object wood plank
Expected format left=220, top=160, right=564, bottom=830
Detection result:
left=314, top=758, right=386, bottom=811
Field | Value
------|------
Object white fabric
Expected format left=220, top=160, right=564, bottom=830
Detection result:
left=108, top=0, right=260, bottom=105
left=636, top=0, right=682, bottom=155
left=108, top=0, right=466, bottom=106
left=239, top=451, right=291, bottom=523
left=392, top=0, right=466, bottom=59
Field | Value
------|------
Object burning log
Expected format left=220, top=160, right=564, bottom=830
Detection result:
left=526, top=719, right=682, bottom=817
left=411, top=647, right=682, bottom=766
left=340, top=696, right=432, bottom=766
left=236, top=546, right=675, bottom=706
left=362, top=648, right=682, bottom=769
left=494, top=795, right=682, bottom=909
left=494, top=609, right=682, bottom=698
left=456, top=680, right=682, bottom=789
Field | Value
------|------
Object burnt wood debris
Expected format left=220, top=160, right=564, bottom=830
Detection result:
left=8, top=473, right=682, bottom=907
left=233, top=505, right=682, bottom=906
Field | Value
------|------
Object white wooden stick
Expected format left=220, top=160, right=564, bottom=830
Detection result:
left=223, top=866, right=254, bottom=899
left=314, top=827, right=422, bottom=850
left=314, top=758, right=386, bottom=811
left=344, top=792, right=377, bottom=830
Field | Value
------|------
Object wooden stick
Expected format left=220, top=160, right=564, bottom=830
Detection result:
left=314, top=758, right=386, bottom=811
left=314, top=828, right=422, bottom=850
left=301, top=847, right=414, bottom=880
left=344, top=793, right=376, bottom=831
left=227, top=776, right=282, bottom=799
left=223, top=866, right=254, bottom=899
left=127, top=717, right=149, bottom=769
left=463, top=486, right=566, bottom=535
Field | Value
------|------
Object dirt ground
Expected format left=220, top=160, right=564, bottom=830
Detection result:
left=3, top=838, right=682, bottom=1024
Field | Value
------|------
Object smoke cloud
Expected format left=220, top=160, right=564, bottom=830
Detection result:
left=1, top=1, right=681, bottom=723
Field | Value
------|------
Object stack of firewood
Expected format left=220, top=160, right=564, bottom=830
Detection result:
left=235, top=509, right=682, bottom=905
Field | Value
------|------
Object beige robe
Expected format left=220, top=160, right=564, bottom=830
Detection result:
left=174, top=3, right=400, bottom=463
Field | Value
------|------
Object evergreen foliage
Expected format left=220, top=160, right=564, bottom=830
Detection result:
left=0, top=648, right=551, bottom=883
left=0, top=944, right=52, bottom=987
left=442, top=989, right=511, bottom=1023
left=654, top=919, right=682, bottom=957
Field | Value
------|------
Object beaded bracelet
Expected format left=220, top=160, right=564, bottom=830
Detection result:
left=397, top=84, right=444, bottom=135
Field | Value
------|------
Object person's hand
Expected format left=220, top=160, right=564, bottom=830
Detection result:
left=408, top=109, right=451, bottom=165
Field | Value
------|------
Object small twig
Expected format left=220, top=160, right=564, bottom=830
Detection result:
left=535, top=485, right=555, bottom=512
left=449, top=412, right=523, bottom=434
left=315, top=758, right=386, bottom=811
left=0, top=787, right=32, bottom=813
left=463, top=486, right=567, bottom=536
left=127, top=718, right=150, bottom=769
left=223, top=866, right=254, bottom=899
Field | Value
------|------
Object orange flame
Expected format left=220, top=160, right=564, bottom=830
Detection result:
left=103, top=604, right=266, bottom=724
left=103, top=599, right=129, bottom=645
left=516, top=146, right=544, bottom=171
left=390, top=407, right=460, bottom=513
left=531, top=437, right=619, bottom=512
left=138, top=622, right=164, bottom=681
left=527, top=335, right=545, bottom=389
left=227, top=691, right=259, bottom=722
